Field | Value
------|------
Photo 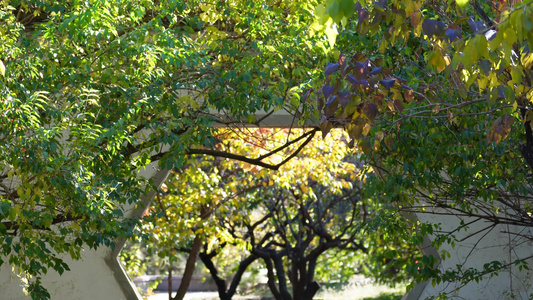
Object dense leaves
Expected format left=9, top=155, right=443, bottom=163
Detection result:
left=312, top=0, right=533, bottom=297
left=0, top=0, right=335, bottom=297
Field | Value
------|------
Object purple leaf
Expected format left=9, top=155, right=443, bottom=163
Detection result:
left=322, top=85, right=334, bottom=100
left=301, top=88, right=313, bottom=102
left=320, top=120, right=333, bottom=139
left=347, top=74, right=370, bottom=87
left=401, top=84, right=412, bottom=90
left=369, top=66, right=382, bottom=76
left=497, top=86, right=506, bottom=99
left=445, top=28, right=461, bottom=42
left=358, top=8, right=368, bottom=24
left=324, top=96, right=338, bottom=117
left=347, top=74, right=359, bottom=84
left=422, top=19, right=447, bottom=38
left=380, top=78, right=396, bottom=89
left=339, top=54, right=348, bottom=67
left=479, top=60, right=491, bottom=75
left=325, top=63, right=340, bottom=76
left=317, top=97, right=324, bottom=111
left=372, top=12, right=383, bottom=25
left=355, top=1, right=362, bottom=12
left=338, top=91, right=351, bottom=108
left=363, top=103, right=378, bottom=122
left=325, top=96, right=337, bottom=108
left=339, top=54, right=348, bottom=75
left=354, top=60, right=370, bottom=80
left=358, top=79, right=370, bottom=87
left=394, top=99, right=404, bottom=113
left=468, top=17, right=486, bottom=34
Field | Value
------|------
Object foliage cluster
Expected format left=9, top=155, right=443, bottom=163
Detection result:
left=0, top=0, right=335, bottom=297
left=312, top=0, right=533, bottom=297
left=125, top=128, right=418, bottom=300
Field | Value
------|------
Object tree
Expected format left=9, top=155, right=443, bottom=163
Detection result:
left=0, top=0, right=334, bottom=297
left=128, top=128, right=419, bottom=300
left=310, top=0, right=533, bottom=297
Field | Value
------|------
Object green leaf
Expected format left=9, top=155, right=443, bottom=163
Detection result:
left=326, top=0, right=341, bottom=23
left=503, top=26, right=517, bottom=45
left=470, top=34, right=489, bottom=58
left=339, top=0, right=356, bottom=21
left=314, top=4, right=330, bottom=25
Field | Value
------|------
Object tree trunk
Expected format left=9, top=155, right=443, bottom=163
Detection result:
left=302, top=281, right=320, bottom=300
left=292, top=262, right=306, bottom=300
left=302, top=257, right=320, bottom=300
left=263, top=257, right=283, bottom=300
left=168, top=267, right=172, bottom=300
left=199, top=252, right=229, bottom=300
left=272, top=254, right=292, bottom=300
left=172, top=235, right=202, bottom=300
left=226, top=254, right=257, bottom=298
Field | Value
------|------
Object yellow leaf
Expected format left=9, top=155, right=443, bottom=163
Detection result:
left=456, top=0, right=468, bottom=7
left=71, top=222, right=81, bottom=232
left=324, top=19, right=338, bottom=48
left=375, top=131, right=384, bottom=142
left=477, top=76, right=489, bottom=91
left=384, top=135, right=394, bottom=149
left=522, top=52, right=533, bottom=69
left=427, top=51, right=446, bottom=73
left=378, top=39, right=388, bottom=53
left=358, top=139, right=372, bottom=154
left=0, top=60, right=5, bottom=77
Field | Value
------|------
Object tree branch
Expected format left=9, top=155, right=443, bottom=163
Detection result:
left=150, top=128, right=319, bottom=170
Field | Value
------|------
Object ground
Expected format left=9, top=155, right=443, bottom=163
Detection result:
left=147, top=281, right=404, bottom=300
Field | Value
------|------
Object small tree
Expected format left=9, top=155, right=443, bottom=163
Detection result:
left=128, top=129, right=419, bottom=299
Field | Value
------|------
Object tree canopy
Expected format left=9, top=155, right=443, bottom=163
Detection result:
left=3, top=0, right=533, bottom=298
left=0, top=0, right=334, bottom=297
left=312, top=0, right=533, bottom=296
left=126, top=128, right=417, bottom=300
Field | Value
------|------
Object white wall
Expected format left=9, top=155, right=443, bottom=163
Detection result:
left=0, top=247, right=135, bottom=300
left=404, top=205, right=533, bottom=300
left=0, top=163, right=169, bottom=300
